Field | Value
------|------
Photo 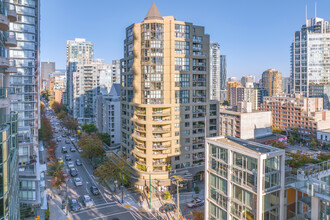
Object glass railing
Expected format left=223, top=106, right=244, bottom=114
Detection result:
left=0, top=87, right=8, bottom=99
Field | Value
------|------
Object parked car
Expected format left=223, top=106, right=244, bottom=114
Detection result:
left=83, top=195, right=94, bottom=208
left=70, top=199, right=81, bottom=211
left=187, top=198, right=204, bottom=208
left=57, top=137, right=62, bottom=142
left=67, top=161, right=74, bottom=168
left=70, top=147, right=76, bottom=152
left=62, top=147, right=68, bottom=153
left=65, top=155, right=71, bottom=161
left=57, top=157, right=63, bottom=163
left=62, top=134, right=67, bottom=137
left=78, top=148, right=83, bottom=153
left=74, top=177, right=83, bottom=186
left=65, top=139, right=71, bottom=144
left=70, top=168, right=78, bottom=177
left=159, top=203, right=176, bottom=213
left=90, top=186, right=100, bottom=195
left=76, top=159, right=82, bottom=166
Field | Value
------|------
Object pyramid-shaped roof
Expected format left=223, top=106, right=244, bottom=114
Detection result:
left=144, top=2, right=163, bottom=21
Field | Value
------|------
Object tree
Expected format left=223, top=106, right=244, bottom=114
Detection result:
left=318, top=153, right=330, bottom=162
left=97, top=133, right=111, bottom=146
left=96, top=154, right=132, bottom=189
left=272, top=127, right=284, bottom=135
left=194, top=186, right=200, bottom=194
left=47, top=140, right=58, bottom=161
left=82, top=124, right=98, bottom=134
left=79, top=134, right=104, bottom=162
left=163, top=191, right=171, bottom=200
left=191, top=210, right=204, bottom=220
left=222, top=99, right=230, bottom=106
left=310, top=139, right=319, bottom=149
left=51, top=101, right=67, bottom=114
left=62, top=116, right=79, bottom=133
left=47, top=161, right=65, bottom=189
left=57, top=110, right=67, bottom=120
left=39, top=117, right=53, bottom=142
left=270, top=140, right=286, bottom=149
left=40, top=101, right=45, bottom=116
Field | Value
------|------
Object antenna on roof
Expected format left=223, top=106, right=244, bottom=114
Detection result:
left=315, top=1, right=317, bottom=18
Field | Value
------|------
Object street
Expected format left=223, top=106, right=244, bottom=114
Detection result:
left=45, top=103, right=157, bottom=220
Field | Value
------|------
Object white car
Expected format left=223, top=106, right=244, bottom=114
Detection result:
left=74, top=177, right=83, bottom=186
left=83, top=195, right=94, bottom=208
left=67, top=161, right=74, bottom=168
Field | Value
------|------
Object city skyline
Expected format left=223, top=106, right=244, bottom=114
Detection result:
left=41, top=0, right=330, bottom=79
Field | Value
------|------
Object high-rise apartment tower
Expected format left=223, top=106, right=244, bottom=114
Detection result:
left=121, top=3, right=219, bottom=189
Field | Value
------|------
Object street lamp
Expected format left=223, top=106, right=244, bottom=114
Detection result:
left=172, top=175, right=183, bottom=220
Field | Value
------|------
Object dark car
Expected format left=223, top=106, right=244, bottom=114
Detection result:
left=76, top=159, right=82, bottom=166
left=62, top=147, right=67, bottom=153
left=65, top=154, right=71, bottom=161
left=70, top=147, right=76, bottom=152
left=90, top=186, right=100, bottom=195
left=159, top=203, right=176, bottom=213
left=70, top=168, right=78, bottom=177
left=70, top=199, right=81, bottom=211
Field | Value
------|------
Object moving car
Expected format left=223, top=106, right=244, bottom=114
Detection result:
left=83, top=195, right=94, bottom=208
left=57, top=157, right=63, bottom=163
left=70, top=199, right=81, bottom=211
left=186, top=198, right=204, bottom=208
left=65, top=155, right=71, bottom=161
left=76, top=159, right=82, bottom=166
left=62, top=147, right=68, bottom=153
left=57, top=137, right=62, bottom=142
left=70, top=168, right=78, bottom=177
left=159, top=203, right=176, bottom=213
left=67, top=161, right=74, bottom=168
left=77, top=148, right=83, bottom=153
left=90, top=186, right=100, bottom=195
left=70, top=147, right=76, bottom=152
left=74, top=177, right=83, bottom=186
left=62, top=134, right=67, bottom=137
left=65, top=139, right=71, bottom=144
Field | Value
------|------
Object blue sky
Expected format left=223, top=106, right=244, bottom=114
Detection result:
left=41, top=0, right=330, bottom=79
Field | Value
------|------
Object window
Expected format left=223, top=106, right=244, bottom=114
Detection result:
left=185, top=138, right=190, bottom=143
left=175, top=58, right=190, bottom=71
left=175, top=41, right=190, bottom=55
left=185, top=154, right=190, bottom=159
left=185, top=122, right=190, bottom=127
left=175, top=90, right=189, bottom=104
left=175, top=74, right=190, bottom=87
left=184, top=130, right=190, bottom=135
left=175, top=131, right=180, bottom=136
left=175, top=156, right=180, bottom=161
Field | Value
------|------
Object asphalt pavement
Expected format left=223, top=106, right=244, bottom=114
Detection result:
left=47, top=107, right=157, bottom=220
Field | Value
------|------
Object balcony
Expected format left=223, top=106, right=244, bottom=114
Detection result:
left=6, top=3, right=17, bottom=22
left=135, top=144, right=146, bottom=149
left=5, top=60, right=17, bottom=73
left=152, top=144, right=170, bottom=150
left=0, top=14, right=9, bottom=31
left=5, top=31, right=17, bottom=47
left=0, top=57, right=9, bottom=68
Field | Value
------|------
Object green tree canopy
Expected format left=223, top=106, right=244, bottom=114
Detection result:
left=47, top=161, right=65, bottom=189
left=97, top=133, right=111, bottom=146
left=79, top=134, right=104, bottom=161
left=39, top=116, right=53, bottom=142
left=82, top=124, right=98, bottom=134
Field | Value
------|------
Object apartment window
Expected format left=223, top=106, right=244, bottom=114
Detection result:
left=175, top=123, right=179, bottom=128
left=175, top=115, right=180, bottom=120
left=175, top=107, right=179, bottom=112
left=175, top=131, right=180, bottom=136
left=184, top=130, right=190, bottom=135
left=175, top=41, right=190, bottom=55
left=185, top=138, right=190, bottom=143
left=185, top=122, right=190, bottom=127
left=185, top=114, right=190, bottom=119
left=185, top=154, right=190, bottom=159
left=175, top=140, right=179, bottom=144
left=175, top=156, right=180, bottom=161
left=175, top=57, right=190, bottom=71
left=175, top=90, right=189, bottom=104
left=185, top=146, right=190, bottom=151
left=185, top=106, right=190, bottom=111
left=175, top=74, right=190, bottom=87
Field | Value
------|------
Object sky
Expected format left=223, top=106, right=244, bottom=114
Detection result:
left=41, top=0, right=330, bottom=79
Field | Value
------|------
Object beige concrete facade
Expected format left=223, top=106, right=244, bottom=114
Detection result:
left=260, top=94, right=330, bottom=139
left=219, top=106, right=272, bottom=139
left=262, top=69, right=282, bottom=96
left=227, top=81, right=242, bottom=101
left=121, top=4, right=219, bottom=189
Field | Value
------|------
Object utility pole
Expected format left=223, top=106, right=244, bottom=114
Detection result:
left=149, top=171, right=151, bottom=210
left=172, top=176, right=183, bottom=220
left=121, top=169, right=124, bottom=203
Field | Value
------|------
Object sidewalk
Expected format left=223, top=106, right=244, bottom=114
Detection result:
left=47, top=187, right=73, bottom=220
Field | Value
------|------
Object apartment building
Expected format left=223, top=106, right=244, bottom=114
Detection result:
left=256, top=88, right=269, bottom=107
left=0, top=2, right=20, bottom=218
left=40, top=61, right=55, bottom=91
left=220, top=55, right=227, bottom=100
left=66, top=38, right=94, bottom=112
left=230, top=87, right=258, bottom=110
left=292, top=17, right=330, bottom=97
left=209, top=42, right=220, bottom=101
left=111, top=60, right=120, bottom=84
left=205, top=136, right=286, bottom=220
left=282, top=77, right=291, bottom=94
left=73, top=59, right=114, bottom=124
left=262, top=69, right=282, bottom=96
left=121, top=3, right=219, bottom=190
left=309, top=83, right=330, bottom=110
left=95, top=84, right=121, bottom=147
left=205, top=136, right=330, bottom=220
left=220, top=102, right=272, bottom=139
left=260, top=94, right=330, bottom=139
left=241, top=75, right=254, bottom=88
left=7, top=0, right=47, bottom=216
left=227, top=81, right=242, bottom=101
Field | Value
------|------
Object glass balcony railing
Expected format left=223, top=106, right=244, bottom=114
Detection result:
left=0, top=87, right=17, bottom=98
